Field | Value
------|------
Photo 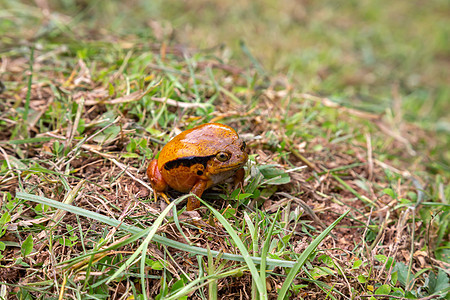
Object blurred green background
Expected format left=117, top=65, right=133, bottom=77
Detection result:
left=2, top=0, right=449, bottom=130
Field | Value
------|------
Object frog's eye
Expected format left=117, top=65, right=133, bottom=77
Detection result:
left=240, top=141, right=246, bottom=152
left=216, top=152, right=230, bottom=162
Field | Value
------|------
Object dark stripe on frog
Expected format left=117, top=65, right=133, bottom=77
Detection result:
left=163, top=155, right=216, bottom=171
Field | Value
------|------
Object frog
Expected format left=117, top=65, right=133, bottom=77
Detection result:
left=147, top=123, right=248, bottom=210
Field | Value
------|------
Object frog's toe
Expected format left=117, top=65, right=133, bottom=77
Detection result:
left=159, top=192, right=171, bottom=205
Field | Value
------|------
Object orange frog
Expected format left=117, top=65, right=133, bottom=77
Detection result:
left=147, top=123, right=248, bottom=210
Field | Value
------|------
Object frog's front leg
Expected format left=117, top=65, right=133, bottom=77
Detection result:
left=187, top=180, right=208, bottom=211
left=233, top=168, right=245, bottom=191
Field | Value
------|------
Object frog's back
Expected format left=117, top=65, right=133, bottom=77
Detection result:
left=157, top=123, right=239, bottom=169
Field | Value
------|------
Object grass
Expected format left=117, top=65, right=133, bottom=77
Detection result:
left=0, top=0, right=449, bottom=299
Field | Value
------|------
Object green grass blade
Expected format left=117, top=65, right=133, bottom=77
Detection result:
left=333, top=175, right=373, bottom=206
left=24, top=47, right=34, bottom=123
left=239, top=40, right=266, bottom=78
left=207, top=246, right=218, bottom=300
left=260, top=208, right=281, bottom=292
left=277, top=210, right=349, bottom=300
left=172, top=206, right=191, bottom=244
left=4, top=137, right=54, bottom=145
left=244, top=211, right=258, bottom=300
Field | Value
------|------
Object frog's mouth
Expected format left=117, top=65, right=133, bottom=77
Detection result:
left=216, top=161, right=246, bottom=172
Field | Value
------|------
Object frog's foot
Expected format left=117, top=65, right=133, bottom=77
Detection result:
left=186, top=197, right=201, bottom=211
left=160, top=192, right=171, bottom=205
